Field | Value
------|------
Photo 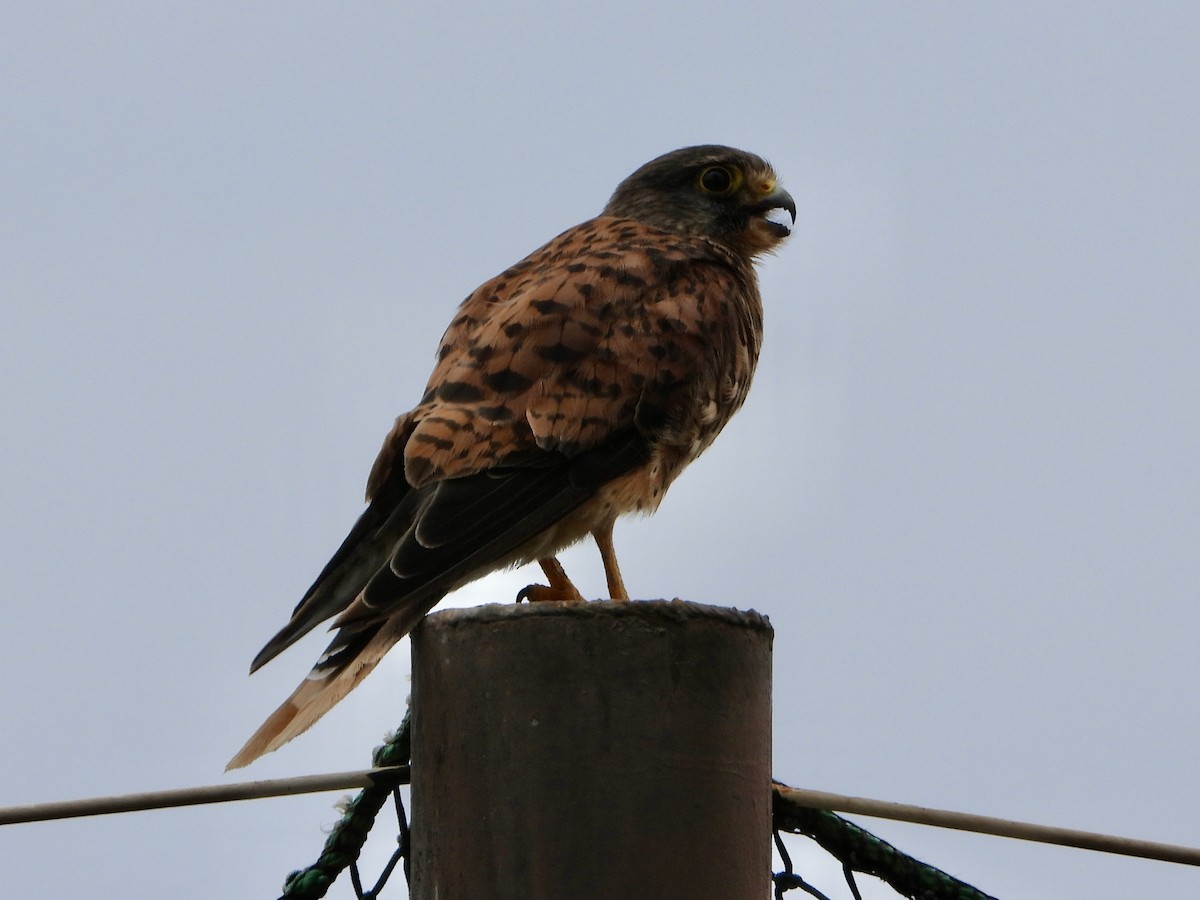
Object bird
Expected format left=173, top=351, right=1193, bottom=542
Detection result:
left=227, top=145, right=795, bottom=769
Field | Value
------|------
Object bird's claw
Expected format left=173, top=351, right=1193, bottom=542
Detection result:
left=517, top=582, right=586, bottom=604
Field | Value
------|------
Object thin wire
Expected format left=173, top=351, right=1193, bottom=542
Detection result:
left=348, top=787, right=410, bottom=899
left=0, top=767, right=409, bottom=826
left=775, top=783, right=1200, bottom=868
left=774, top=828, right=834, bottom=900
left=2, top=768, right=1198, bottom=872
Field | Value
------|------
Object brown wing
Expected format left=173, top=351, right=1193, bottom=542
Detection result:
left=392, top=216, right=752, bottom=484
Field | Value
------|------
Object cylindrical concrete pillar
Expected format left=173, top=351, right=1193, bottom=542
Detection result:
left=409, top=599, right=773, bottom=900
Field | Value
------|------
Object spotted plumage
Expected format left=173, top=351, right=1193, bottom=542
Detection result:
left=228, top=145, right=794, bottom=769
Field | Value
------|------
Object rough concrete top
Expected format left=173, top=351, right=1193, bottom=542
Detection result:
left=419, top=598, right=773, bottom=635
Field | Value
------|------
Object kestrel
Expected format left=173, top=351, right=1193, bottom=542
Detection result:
left=228, top=145, right=794, bottom=769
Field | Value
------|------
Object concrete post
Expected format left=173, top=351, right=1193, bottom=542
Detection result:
left=409, top=599, right=773, bottom=900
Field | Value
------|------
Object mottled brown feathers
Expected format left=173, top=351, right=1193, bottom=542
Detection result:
left=228, top=145, right=793, bottom=769
left=397, top=219, right=758, bottom=488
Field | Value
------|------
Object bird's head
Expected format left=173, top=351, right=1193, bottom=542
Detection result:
left=603, top=145, right=796, bottom=257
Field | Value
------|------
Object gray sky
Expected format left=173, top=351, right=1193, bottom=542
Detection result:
left=3, top=3, right=1199, bottom=897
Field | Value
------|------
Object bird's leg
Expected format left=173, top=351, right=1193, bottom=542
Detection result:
left=517, top=556, right=586, bottom=604
left=593, top=521, right=630, bottom=601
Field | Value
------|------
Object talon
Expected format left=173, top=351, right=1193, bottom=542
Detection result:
left=517, top=582, right=583, bottom=604
left=515, top=556, right=587, bottom=604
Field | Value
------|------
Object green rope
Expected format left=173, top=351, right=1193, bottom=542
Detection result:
left=277, top=711, right=411, bottom=900
left=773, top=786, right=998, bottom=900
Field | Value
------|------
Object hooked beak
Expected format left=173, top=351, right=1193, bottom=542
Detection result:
left=750, top=187, right=797, bottom=238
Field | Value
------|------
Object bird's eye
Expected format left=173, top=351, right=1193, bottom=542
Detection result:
left=699, top=165, right=737, bottom=194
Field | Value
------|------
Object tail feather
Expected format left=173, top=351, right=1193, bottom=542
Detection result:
left=247, top=487, right=422, bottom=674
left=226, top=617, right=412, bottom=770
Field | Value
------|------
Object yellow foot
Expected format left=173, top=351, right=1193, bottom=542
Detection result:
left=517, top=582, right=586, bottom=603
left=517, top=556, right=586, bottom=603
